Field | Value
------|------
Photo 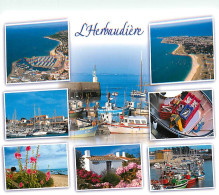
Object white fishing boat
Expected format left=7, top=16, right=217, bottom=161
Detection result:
left=108, top=115, right=149, bottom=134
left=32, top=131, right=47, bottom=136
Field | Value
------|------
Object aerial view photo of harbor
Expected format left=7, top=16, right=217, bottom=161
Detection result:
left=149, top=145, right=214, bottom=191
left=75, top=144, right=142, bottom=190
left=4, top=143, right=68, bottom=190
left=60, top=45, right=158, bottom=144
left=149, top=90, right=214, bottom=139
left=6, top=20, right=69, bottom=83
left=4, top=89, right=69, bottom=139
left=150, top=17, right=214, bottom=84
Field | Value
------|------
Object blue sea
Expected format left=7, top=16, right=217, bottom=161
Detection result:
left=39, top=168, right=68, bottom=175
left=6, top=21, right=68, bottom=76
left=71, top=73, right=157, bottom=108
left=150, top=18, right=213, bottom=84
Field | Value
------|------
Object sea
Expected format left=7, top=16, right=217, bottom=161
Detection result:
left=6, top=21, right=68, bottom=76
left=150, top=160, right=214, bottom=188
left=150, top=18, right=213, bottom=84
left=39, top=168, right=68, bottom=175
left=71, top=73, right=157, bottom=108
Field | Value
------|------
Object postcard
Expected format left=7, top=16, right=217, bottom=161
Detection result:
left=150, top=17, right=214, bottom=84
left=75, top=144, right=142, bottom=190
left=4, top=89, right=69, bottom=140
left=5, top=19, right=69, bottom=84
left=149, top=89, right=214, bottom=139
left=4, top=143, right=69, bottom=190
left=149, top=144, right=214, bottom=191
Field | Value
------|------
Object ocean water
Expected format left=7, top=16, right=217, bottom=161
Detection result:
left=150, top=160, right=214, bottom=188
left=6, top=21, right=68, bottom=76
left=71, top=73, right=157, bottom=108
left=150, top=18, right=213, bottom=84
left=40, top=168, right=68, bottom=175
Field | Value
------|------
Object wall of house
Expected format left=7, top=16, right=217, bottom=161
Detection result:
left=90, top=160, right=122, bottom=175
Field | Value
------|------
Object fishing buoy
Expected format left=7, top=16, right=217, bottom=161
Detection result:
left=153, top=121, right=157, bottom=129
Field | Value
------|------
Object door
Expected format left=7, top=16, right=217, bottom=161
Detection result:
left=106, top=161, right=112, bottom=172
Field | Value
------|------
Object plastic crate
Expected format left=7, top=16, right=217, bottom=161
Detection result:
left=159, top=104, right=174, bottom=120
left=183, top=92, right=195, bottom=104
left=173, top=101, right=187, bottom=114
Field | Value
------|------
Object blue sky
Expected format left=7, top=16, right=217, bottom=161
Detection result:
left=149, top=145, right=212, bottom=152
left=5, top=89, right=68, bottom=120
left=71, top=44, right=149, bottom=76
left=76, top=144, right=141, bottom=158
left=4, top=144, right=68, bottom=170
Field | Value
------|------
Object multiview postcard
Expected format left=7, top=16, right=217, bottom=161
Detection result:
left=75, top=144, right=142, bottom=190
left=149, top=89, right=214, bottom=140
left=5, top=19, right=69, bottom=84
left=3, top=143, right=69, bottom=190
left=4, top=89, right=69, bottom=140
left=150, top=17, right=214, bottom=84
left=149, top=144, right=214, bottom=191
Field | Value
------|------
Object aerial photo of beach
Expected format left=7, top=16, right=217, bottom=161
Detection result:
left=60, top=45, right=158, bottom=144
left=4, top=89, right=69, bottom=139
left=150, top=17, right=214, bottom=84
left=149, top=145, right=214, bottom=191
left=4, top=143, right=69, bottom=190
left=6, top=20, right=69, bottom=84
left=75, top=144, right=142, bottom=190
left=149, top=90, right=214, bottom=139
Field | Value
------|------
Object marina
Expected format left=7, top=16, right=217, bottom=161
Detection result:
left=149, top=145, right=213, bottom=191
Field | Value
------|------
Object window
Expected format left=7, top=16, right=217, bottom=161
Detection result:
left=141, top=120, right=146, bottom=124
left=135, top=120, right=140, bottom=124
left=92, top=161, right=100, bottom=165
left=129, top=120, right=134, bottom=123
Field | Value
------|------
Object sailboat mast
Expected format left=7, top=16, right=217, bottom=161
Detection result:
left=140, top=51, right=143, bottom=93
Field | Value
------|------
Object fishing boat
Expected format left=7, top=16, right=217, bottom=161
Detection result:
left=108, top=115, right=149, bottom=134
left=112, top=92, right=118, bottom=96
left=32, top=131, right=47, bottom=136
left=195, top=170, right=205, bottom=180
left=150, top=90, right=214, bottom=138
left=131, top=52, right=147, bottom=98
left=69, top=100, right=84, bottom=117
left=164, top=179, right=188, bottom=189
left=70, top=118, right=98, bottom=137
left=98, top=94, right=129, bottom=115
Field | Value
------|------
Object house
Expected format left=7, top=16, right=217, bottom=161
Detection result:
left=155, top=149, right=173, bottom=162
left=82, top=150, right=132, bottom=175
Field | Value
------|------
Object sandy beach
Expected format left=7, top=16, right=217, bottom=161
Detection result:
left=51, top=174, right=68, bottom=187
left=185, top=54, right=200, bottom=81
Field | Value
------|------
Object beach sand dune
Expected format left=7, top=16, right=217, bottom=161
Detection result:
left=51, top=174, right=68, bottom=187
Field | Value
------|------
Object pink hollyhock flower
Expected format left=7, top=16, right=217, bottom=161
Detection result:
left=137, top=165, right=141, bottom=169
left=46, top=177, right=50, bottom=181
left=115, top=180, right=127, bottom=188
left=46, top=171, right=50, bottom=178
left=26, top=146, right=31, bottom=151
left=19, top=182, right=23, bottom=188
left=91, top=173, right=98, bottom=178
left=27, top=169, right=31, bottom=175
left=15, top=152, right=22, bottom=159
left=40, top=180, right=44, bottom=185
left=10, top=174, right=13, bottom=179
left=32, top=170, right=36, bottom=174
left=30, top=157, right=37, bottom=163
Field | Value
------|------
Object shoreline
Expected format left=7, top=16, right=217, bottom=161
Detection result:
left=171, top=43, right=200, bottom=81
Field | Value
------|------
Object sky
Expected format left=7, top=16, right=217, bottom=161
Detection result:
left=149, top=145, right=212, bottom=152
left=76, top=144, right=141, bottom=158
left=5, top=89, right=68, bottom=120
left=4, top=144, right=68, bottom=170
left=70, top=44, right=149, bottom=76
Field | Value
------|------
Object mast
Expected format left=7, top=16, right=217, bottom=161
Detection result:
left=140, top=51, right=143, bottom=93
left=33, top=104, right=36, bottom=129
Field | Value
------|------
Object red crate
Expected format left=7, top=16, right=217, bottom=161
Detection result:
left=159, top=104, right=174, bottom=120
left=183, top=92, right=195, bottom=104
left=173, top=101, right=187, bottom=114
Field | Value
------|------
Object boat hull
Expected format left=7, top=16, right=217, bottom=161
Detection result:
left=165, top=180, right=188, bottom=189
left=70, top=125, right=98, bottom=137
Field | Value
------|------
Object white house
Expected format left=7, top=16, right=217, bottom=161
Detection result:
left=82, top=150, right=132, bottom=175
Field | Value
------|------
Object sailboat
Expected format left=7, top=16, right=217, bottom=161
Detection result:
left=131, top=52, right=147, bottom=98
